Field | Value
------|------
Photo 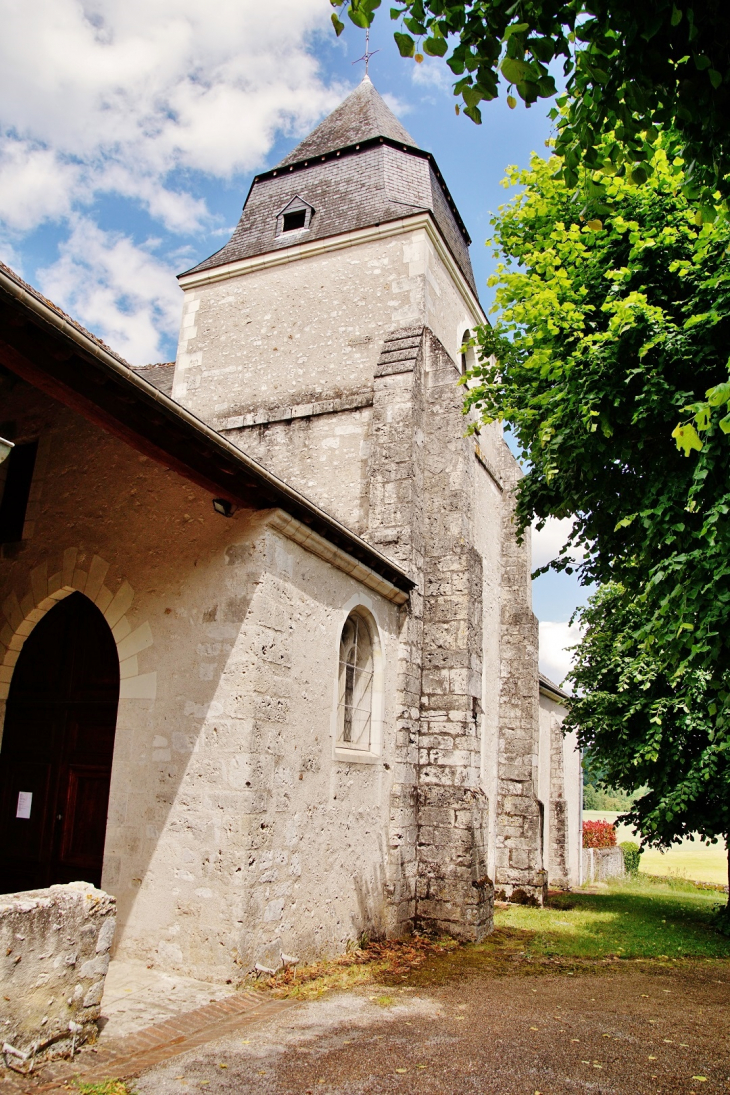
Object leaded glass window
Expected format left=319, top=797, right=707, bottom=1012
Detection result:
left=337, top=612, right=374, bottom=750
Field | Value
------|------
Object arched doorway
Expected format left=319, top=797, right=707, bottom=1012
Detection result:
left=0, top=592, right=120, bottom=892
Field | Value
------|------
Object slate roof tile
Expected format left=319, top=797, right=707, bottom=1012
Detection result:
left=276, top=75, right=416, bottom=165
left=182, top=79, right=479, bottom=298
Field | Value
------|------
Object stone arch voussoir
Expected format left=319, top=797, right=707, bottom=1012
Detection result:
left=0, top=547, right=156, bottom=740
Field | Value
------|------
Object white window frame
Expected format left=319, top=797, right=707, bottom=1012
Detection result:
left=331, top=598, right=384, bottom=764
left=275, top=195, right=314, bottom=239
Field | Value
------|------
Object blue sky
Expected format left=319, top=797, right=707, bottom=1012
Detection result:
left=0, top=2, right=587, bottom=680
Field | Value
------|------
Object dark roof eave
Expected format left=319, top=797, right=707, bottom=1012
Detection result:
left=0, top=263, right=415, bottom=598
left=539, top=673, right=571, bottom=704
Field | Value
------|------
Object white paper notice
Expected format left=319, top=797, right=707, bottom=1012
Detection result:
left=16, top=791, right=32, bottom=819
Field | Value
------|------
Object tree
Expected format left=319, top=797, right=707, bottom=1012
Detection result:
left=332, top=0, right=730, bottom=213
left=570, top=583, right=729, bottom=900
left=458, top=137, right=730, bottom=901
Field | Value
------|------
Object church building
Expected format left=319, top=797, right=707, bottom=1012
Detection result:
left=0, top=79, right=581, bottom=981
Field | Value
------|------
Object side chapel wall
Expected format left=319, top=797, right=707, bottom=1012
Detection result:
left=538, top=690, right=582, bottom=889
left=0, top=387, right=402, bottom=979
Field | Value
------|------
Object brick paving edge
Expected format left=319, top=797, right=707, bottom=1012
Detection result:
left=2, top=991, right=297, bottom=1094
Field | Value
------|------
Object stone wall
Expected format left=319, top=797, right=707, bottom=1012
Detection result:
left=538, top=689, right=583, bottom=890
left=492, top=449, right=543, bottom=903
left=0, top=210, right=552, bottom=979
left=361, top=324, right=532, bottom=937
left=173, top=224, right=481, bottom=537
left=173, top=209, right=546, bottom=924
left=414, top=331, right=492, bottom=939
left=0, top=384, right=403, bottom=980
left=583, top=847, right=626, bottom=884
left=0, top=883, right=115, bottom=1072
left=366, top=328, right=427, bottom=937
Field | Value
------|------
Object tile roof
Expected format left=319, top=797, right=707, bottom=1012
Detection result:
left=539, top=673, right=570, bottom=703
left=132, top=362, right=175, bottom=396
left=277, top=76, right=416, bottom=166
left=0, top=260, right=414, bottom=598
left=182, top=81, right=479, bottom=297
left=0, top=260, right=131, bottom=370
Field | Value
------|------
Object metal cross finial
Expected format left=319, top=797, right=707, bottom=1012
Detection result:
left=353, top=27, right=380, bottom=75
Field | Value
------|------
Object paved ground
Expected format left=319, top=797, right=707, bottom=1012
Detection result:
left=99, top=959, right=234, bottom=1040
left=0, top=961, right=287, bottom=1095
left=99, top=958, right=235, bottom=1040
left=4, top=953, right=729, bottom=1094
left=135, top=961, right=730, bottom=1095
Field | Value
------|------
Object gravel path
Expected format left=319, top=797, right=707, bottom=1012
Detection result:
left=135, top=959, right=730, bottom=1094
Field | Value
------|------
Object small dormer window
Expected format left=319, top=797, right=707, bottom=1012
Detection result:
left=276, top=195, right=314, bottom=239
left=283, top=210, right=306, bottom=232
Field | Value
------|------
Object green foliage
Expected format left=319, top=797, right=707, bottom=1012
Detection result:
left=582, top=749, right=641, bottom=809
left=620, top=841, right=642, bottom=874
left=331, top=0, right=730, bottom=209
left=675, top=376, right=730, bottom=454
left=583, top=783, right=637, bottom=811
left=568, top=583, right=730, bottom=863
left=75, top=1081, right=135, bottom=1095
left=461, top=135, right=730, bottom=876
left=496, top=875, right=730, bottom=959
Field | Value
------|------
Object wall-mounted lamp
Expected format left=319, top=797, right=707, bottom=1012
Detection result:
left=0, top=437, right=14, bottom=466
left=212, top=498, right=235, bottom=518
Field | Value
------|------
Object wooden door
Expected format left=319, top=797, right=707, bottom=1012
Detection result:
left=0, top=592, right=119, bottom=893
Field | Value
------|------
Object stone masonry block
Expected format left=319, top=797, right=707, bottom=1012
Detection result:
left=0, top=883, right=116, bottom=1073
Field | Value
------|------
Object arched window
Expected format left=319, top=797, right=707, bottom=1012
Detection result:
left=460, top=329, right=475, bottom=374
left=337, top=611, right=375, bottom=751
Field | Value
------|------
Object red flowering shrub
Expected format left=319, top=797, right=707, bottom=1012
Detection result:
left=583, top=820, right=616, bottom=848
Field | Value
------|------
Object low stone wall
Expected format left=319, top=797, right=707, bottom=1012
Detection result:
left=582, top=846, right=626, bottom=884
left=0, top=882, right=116, bottom=1073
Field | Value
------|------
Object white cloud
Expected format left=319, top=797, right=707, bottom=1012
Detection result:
left=38, top=218, right=182, bottom=366
left=0, top=143, right=79, bottom=231
left=0, top=0, right=344, bottom=232
left=532, top=516, right=585, bottom=570
left=539, top=620, right=582, bottom=691
left=381, top=91, right=413, bottom=118
left=0, top=0, right=350, bottom=361
left=411, top=57, right=453, bottom=92
left=0, top=231, right=24, bottom=277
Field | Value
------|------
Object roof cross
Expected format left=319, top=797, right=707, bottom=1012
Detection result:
left=352, top=27, right=380, bottom=76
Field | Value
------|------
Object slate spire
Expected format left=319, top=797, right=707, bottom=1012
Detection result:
left=277, top=76, right=417, bottom=167
left=183, top=77, right=477, bottom=295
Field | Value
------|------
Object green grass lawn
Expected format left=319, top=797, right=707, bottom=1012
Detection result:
left=583, top=809, right=729, bottom=886
left=75, top=1082, right=134, bottom=1095
left=494, top=876, right=730, bottom=960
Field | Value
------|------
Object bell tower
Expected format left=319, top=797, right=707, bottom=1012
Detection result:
left=172, top=78, right=545, bottom=934
left=172, top=76, right=483, bottom=535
